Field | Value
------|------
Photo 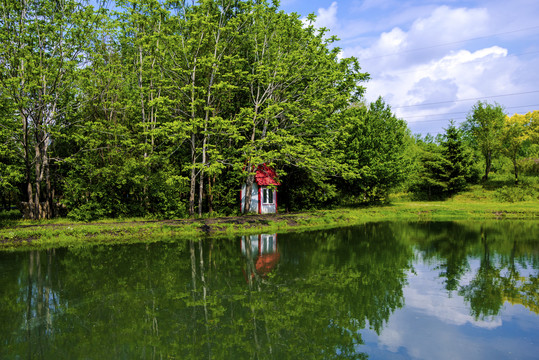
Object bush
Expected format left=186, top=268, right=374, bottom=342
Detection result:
left=494, top=185, right=539, bottom=202
left=520, top=158, right=539, bottom=176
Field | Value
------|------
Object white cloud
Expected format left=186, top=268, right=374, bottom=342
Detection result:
left=316, top=1, right=338, bottom=29
left=286, top=1, right=539, bottom=134
left=302, top=2, right=339, bottom=33
left=337, top=4, right=539, bottom=134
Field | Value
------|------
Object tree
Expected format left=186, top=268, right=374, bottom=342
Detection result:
left=0, top=0, right=99, bottom=218
left=236, top=6, right=368, bottom=212
left=502, top=113, right=529, bottom=184
left=335, top=98, right=409, bottom=203
left=440, top=120, right=475, bottom=193
left=410, top=139, right=451, bottom=200
left=0, top=98, right=23, bottom=209
left=526, top=110, right=539, bottom=144
left=463, top=101, right=505, bottom=181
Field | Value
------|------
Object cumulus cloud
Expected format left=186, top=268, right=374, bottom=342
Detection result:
left=315, top=1, right=338, bottom=30
left=336, top=4, right=539, bottom=134
left=283, top=1, right=539, bottom=134
left=300, top=2, right=340, bottom=38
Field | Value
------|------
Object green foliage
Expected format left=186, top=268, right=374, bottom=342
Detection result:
left=462, top=101, right=506, bottom=181
left=441, top=121, right=478, bottom=192
left=279, top=166, right=339, bottom=211
left=336, top=98, right=409, bottom=203
left=494, top=184, right=539, bottom=203
left=520, top=156, right=539, bottom=176
left=410, top=122, right=478, bottom=200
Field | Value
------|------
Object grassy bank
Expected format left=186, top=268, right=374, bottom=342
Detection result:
left=1, top=192, right=538, bottom=251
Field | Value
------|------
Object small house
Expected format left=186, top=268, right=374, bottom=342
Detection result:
left=240, top=164, right=279, bottom=214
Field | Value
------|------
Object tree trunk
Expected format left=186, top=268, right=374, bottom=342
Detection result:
left=198, top=133, right=207, bottom=217
left=513, top=158, right=519, bottom=184
left=189, top=135, right=197, bottom=216
left=188, top=58, right=198, bottom=217
left=483, top=151, right=492, bottom=181
left=243, top=173, right=255, bottom=214
left=34, top=132, right=42, bottom=219
left=208, top=174, right=216, bottom=213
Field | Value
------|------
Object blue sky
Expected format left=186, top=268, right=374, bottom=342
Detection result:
left=278, top=0, right=539, bottom=135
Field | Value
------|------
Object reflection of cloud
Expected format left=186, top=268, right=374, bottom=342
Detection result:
left=359, top=259, right=539, bottom=360
left=370, top=303, right=539, bottom=360
left=377, top=328, right=402, bottom=352
left=404, top=264, right=502, bottom=329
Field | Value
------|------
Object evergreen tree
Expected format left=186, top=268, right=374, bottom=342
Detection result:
left=441, top=121, right=475, bottom=194
left=411, top=122, right=476, bottom=199
left=410, top=139, right=451, bottom=200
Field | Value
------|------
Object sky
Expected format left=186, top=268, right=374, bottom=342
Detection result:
left=278, top=0, right=539, bottom=135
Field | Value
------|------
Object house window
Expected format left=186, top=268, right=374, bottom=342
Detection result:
left=262, top=188, right=274, bottom=204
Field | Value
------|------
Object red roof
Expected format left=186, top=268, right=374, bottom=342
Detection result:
left=255, top=164, right=280, bottom=186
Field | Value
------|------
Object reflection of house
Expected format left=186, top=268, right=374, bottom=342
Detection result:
left=241, top=234, right=280, bottom=277
left=240, top=164, right=279, bottom=214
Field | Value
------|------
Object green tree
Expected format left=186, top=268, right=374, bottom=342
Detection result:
left=440, top=120, right=475, bottom=194
left=336, top=98, right=409, bottom=203
left=502, top=112, right=536, bottom=184
left=0, top=98, right=23, bottom=209
left=463, top=101, right=505, bottom=181
left=237, top=7, right=368, bottom=212
left=0, top=0, right=99, bottom=218
left=409, top=135, right=451, bottom=200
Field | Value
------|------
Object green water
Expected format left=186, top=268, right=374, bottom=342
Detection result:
left=1, top=221, right=538, bottom=359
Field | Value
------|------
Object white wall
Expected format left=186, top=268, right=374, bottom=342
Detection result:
left=241, top=184, right=277, bottom=214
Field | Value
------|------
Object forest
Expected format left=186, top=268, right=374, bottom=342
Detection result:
left=1, top=0, right=538, bottom=221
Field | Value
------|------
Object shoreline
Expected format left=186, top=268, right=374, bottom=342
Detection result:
left=1, top=200, right=538, bottom=251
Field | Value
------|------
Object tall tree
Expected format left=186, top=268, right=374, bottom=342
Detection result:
left=462, top=101, right=505, bottom=181
left=237, top=5, right=368, bottom=212
left=501, top=113, right=529, bottom=184
left=0, top=0, right=98, bottom=218
left=166, top=0, right=248, bottom=216
left=410, top=139, right=451, bottom=200
left=0, top=97, right=23, bottom=209
left=335, top=98, right=409, bottom=203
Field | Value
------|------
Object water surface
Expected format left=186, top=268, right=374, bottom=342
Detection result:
left=1, top=221, right=538, bottom=359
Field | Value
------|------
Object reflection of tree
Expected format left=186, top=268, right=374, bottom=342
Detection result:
left=2, top=221, right=537, bottom=358
left=395, top=222, right=477, bottom=293
left=245, top=223, right=412, bottom=359
left=400, top=221, right=539, bottom=318
left=459, top=229, right=504, bottom=319
left=0, top=249, right=65, bottom=359
left=0, top=224, right=412, bottom=359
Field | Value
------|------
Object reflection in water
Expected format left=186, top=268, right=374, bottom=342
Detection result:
left=241, top=234, right=280, bottom=279
left=0, top=221, right=538, bottom=359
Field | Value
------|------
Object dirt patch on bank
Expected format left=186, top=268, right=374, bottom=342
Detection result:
left=0, top=212, right=314, bottom=244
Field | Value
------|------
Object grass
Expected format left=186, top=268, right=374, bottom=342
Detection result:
left=1, top=185, right=538, bottom=251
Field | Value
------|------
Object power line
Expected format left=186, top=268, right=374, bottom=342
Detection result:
left=409, top=117, right=466, bottom=124
left=403, top=104, right=539, bottom=119
left=393, top=90, right=539, bottom=109
left=359, top=25, right=539, bottom=61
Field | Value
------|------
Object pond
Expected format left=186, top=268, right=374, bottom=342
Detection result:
left=1, top=221, right=538, bottom=359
